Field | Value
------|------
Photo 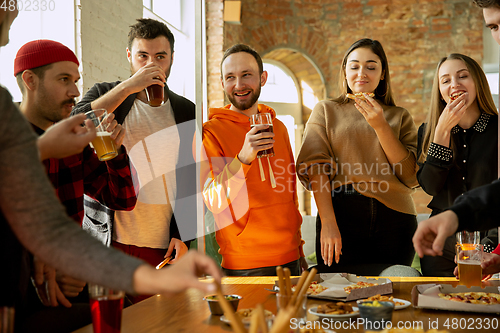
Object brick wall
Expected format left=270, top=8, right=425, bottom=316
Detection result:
left=222, top=0, right=483, bottom=125
left=208, top=0, right=485, bottom=214
left=206, top=0, right=225, bottom=109
left=79, top=0, right=143, bottom=92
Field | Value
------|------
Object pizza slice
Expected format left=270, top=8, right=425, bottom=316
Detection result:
left=291, top=281, right=328, bottom=296
left=344, top=281, right=378, bottom=294
left=346, top=92, right=375, bottom=100
left=450, top=91, right=465, bottom=101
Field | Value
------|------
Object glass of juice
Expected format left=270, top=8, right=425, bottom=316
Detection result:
left=88, top=284, right=124, bottom=333
left=456, top=243, right=483, bottom=288
left=249, top=113, right=274, bottom=158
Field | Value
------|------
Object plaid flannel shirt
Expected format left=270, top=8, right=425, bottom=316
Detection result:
left=33, top=124, right=137, bottom=225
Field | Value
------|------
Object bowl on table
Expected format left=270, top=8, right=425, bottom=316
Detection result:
left=203, top=294, right=242, bottom=315
left=356, top=300, right=394, bottom=331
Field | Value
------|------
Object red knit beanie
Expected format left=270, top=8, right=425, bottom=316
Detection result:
left=14, top=39, right=79, bottom=76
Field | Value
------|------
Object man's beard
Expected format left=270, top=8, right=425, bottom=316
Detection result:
left=226, top=85, right=261, bottom=111
left=37, top=83, right=75, bottom=123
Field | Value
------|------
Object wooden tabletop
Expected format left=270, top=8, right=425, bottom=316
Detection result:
left=73, top=277, right=500, bottom=333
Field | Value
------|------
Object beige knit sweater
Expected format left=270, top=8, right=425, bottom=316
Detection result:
left=296, top=100, right=418, bottom=215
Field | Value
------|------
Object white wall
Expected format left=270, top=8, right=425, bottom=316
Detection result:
left=0, top=0, right=75, bottom=102
left=78, top=0, right=143, bottom=92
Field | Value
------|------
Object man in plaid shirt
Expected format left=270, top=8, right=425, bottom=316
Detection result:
left=13, top=40, right=137, bottom=319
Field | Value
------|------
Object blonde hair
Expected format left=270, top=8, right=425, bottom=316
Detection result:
left=419, top=53, right=498, bottom=163
left=333, top=38, right=396, bottom=106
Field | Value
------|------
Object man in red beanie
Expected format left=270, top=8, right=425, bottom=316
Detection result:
left=13, top=39, right=139, bottom=330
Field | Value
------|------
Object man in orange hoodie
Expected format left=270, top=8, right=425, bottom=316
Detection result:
left=201, top=44, right=307, bottom=276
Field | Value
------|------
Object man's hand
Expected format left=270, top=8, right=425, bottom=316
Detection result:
left=102, top=112, right=126, bottom=148
left=413, top=210, right=459, bottom=258
left=38, top=114, right=96, bottom=160
left=122, top=63, right=166, bottom=95
left=453, top=252, right=499, bottom=281
left=56, top=273, right=87, bottom=298
left=165, top=238, right=189, bottom=264
left=481, top=252, right=500, bottom=279
left=237, top=124, right=274, bottom=165
left=32, top=257, right=72, bottom=308
left=132, top=250, right=223, bottom=296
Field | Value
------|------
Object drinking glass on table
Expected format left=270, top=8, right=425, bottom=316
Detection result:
left=249, top=113, right=274, bottom=158
left=455, top=243, right=483, bottom=287
left=88, top=284, right=124, bottom=333
left=85, top=109, right=118, bottom=161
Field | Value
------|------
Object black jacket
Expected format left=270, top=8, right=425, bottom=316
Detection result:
left=452, top=178, right=500, bottom=232
left=72, top=82, right=196, bottom=247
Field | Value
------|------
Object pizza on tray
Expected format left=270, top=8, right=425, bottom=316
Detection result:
left=438, top=292, right=500, bottom=305
left=344, top=281, right=378, bottom=294
left=292, top=281, right=328, bottom=296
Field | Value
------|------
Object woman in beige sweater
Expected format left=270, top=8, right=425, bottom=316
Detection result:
left=296, top=39, right=418, bottom=275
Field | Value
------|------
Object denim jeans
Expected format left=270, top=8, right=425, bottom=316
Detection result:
left=315, top=189, right=417, bottom=276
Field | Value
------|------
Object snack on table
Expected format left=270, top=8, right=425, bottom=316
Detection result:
left=235, top=308, right=273, bottom=323
left=361, top=294, right=405, bottom=306
left=316, top=302, right=355, bottom=315
left=205, top=295, right=240, bottom=301
left=344, top=281, right=378, bottom=294
left=292, top=281, right=328, bottom=296
left=346, top=92, right=375, bottom=100
left=438, top=292, right=500, bottom=305
left=360, top=300, right=385, bottom=307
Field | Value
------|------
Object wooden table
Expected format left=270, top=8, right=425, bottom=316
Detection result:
left=73, top=277, right=500, bottom=333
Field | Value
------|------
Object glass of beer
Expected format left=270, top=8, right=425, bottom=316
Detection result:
left=456, top=230, right=480, bottom=245
left=456, top=243, right=482, bottom=287
left=249, top=113, right=274, bottom=158
left=145, top=83, right=164, bottom=107
left=88, top=284, right=124, bottom=333
left=85, top=109, right=118, bottom=161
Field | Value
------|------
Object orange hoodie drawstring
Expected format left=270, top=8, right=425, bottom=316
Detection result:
left=267, top=156, right=276, bottom=188
left=258, top=158, right=266, bottom=181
